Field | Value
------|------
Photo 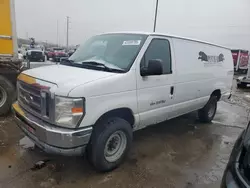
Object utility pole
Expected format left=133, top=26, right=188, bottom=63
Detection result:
left=57, top=20, right=59, bottom=47
left=66, top=16, right=69, bottom=50
left=153, top=0, right=159, bottom=32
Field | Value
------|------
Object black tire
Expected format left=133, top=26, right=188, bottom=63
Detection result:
left=88, top=117, right=133, bottom=172
left=0, top=76, right=16, bottom=116
left=198, top=96, right=217, bottom=123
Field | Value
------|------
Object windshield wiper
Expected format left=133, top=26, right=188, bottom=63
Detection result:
left=81, top=60, right=125, bottom=73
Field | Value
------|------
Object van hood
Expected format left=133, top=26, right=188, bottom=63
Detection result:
left=23, top=65, right=117, bottom=95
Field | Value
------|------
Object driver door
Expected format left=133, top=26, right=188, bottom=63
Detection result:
left=136, top=36, right=175, bottom=129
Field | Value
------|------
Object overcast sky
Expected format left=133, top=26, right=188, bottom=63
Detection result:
left=15, top=0, right=250, bottom=50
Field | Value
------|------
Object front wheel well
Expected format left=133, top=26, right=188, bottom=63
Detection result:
left=211, top=89, right=221, bottom=101
left=95, top=108, right=135, bottom=127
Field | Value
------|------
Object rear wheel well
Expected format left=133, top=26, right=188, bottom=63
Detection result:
left=211, top=89, right=221, bottom=101
left=95, top=108, right=135, bottom=127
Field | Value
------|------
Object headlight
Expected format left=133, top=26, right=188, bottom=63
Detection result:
left=55, top=96, right=85, bottom=128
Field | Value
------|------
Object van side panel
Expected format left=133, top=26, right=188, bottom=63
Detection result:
left=172, top=38, right=233, bottom=111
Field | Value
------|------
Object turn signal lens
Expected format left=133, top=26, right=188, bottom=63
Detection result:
left=72, top=107, right=83, bottom=114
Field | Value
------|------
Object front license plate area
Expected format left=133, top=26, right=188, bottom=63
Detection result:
left=27, top=125, right=35, bottom=135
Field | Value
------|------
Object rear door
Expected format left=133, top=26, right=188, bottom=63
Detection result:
left=0, top=0, right=14, bottom=56
left=136, top=36, right=175, bottom=129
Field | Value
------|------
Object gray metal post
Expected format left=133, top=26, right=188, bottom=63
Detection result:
left=153, top=0, right=159, bottom=32
left=66, top=16, right=69, bottom=50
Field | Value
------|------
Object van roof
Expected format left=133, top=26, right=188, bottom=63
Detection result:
left=102, top=31, right=230, bottom=50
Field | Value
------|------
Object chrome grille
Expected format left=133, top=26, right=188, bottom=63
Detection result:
left=18, top=81, right=50, bottom=119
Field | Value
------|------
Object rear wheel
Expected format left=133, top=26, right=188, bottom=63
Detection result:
left=198, top=96, right=217, bottom=123
left=0, top=76, right=15, bottom=116
left=87, top=117, right=132, bottom=172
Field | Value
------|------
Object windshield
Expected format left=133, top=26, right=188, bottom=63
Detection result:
left=69, top=34, right=147, bottom=71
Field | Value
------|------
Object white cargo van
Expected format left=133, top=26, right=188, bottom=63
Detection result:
left=12, top=32, right=233, bottom=171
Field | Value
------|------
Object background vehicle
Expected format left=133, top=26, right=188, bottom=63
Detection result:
left=52, top=47, right=68, bottom=62
left=45, top=48, right=53, bottom=60
left=13, top=32, right=233, bottom=172
left=236, top=62, right=250, bottom=88
left=26, top=47, right=45, bottom=62
left=221, top=122, right=250, bottom=188
left=0, top=0, right=23, bottom=115
left=232, top=49, right=249, bottom=74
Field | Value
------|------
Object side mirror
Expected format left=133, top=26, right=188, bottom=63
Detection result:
left=141, top=59, right=163, bottom=76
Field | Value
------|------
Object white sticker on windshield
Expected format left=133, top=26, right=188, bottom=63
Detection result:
left=122, top=40, right=141, bottom=46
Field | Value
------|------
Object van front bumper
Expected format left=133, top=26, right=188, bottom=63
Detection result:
left=12, top=102, right=92, bottom=156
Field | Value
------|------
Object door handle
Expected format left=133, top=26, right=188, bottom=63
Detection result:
left=170, top=86, right=174, bottom=95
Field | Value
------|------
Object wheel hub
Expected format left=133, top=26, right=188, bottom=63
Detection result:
left=104, top=131, right=127, bottom=163
left=107, top=135, right=120, bottom=155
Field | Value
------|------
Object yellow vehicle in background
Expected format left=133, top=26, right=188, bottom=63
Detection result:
left=0, top=0, right=22, bottom=115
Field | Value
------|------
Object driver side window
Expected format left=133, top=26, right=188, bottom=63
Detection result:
left=141, top=39, right=172, bottom=74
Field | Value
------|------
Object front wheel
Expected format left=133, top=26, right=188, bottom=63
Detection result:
left=87, top=117, right=133, bottom=172
left=198, top=96, right=217, bottom=123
